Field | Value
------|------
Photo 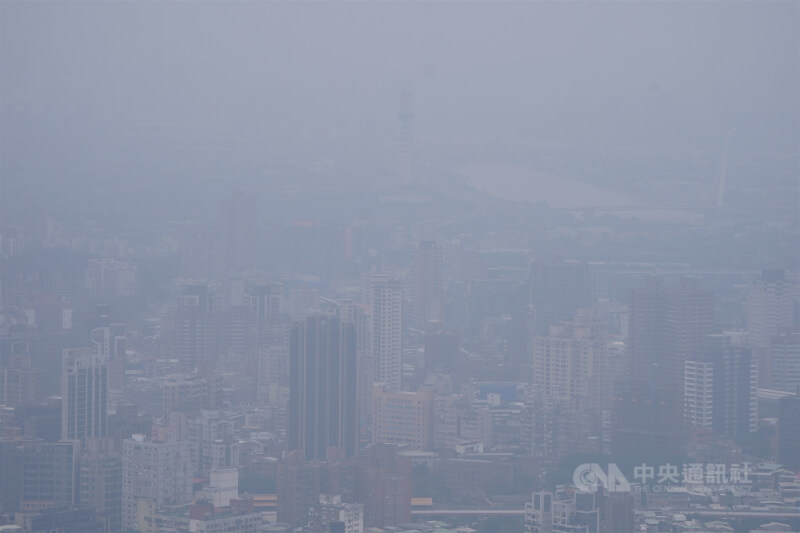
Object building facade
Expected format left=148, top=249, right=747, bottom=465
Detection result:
left=372, top=386, right=434, bottom=451
left=121, top=435, right=193, bottom=531
left=412, top=241, right=444, bottom=327
left=61, top=348, right=107, bottom=445
left=369, top=277, right=403, bottom=392
left=288, top=315, right=358, bottom=461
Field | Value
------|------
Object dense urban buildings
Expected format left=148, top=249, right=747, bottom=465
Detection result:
left=1, top=3, right=799, bottom=532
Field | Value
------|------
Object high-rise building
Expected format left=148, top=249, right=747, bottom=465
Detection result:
left=684, top=336, right=758, bottom=442
left=174, top=283, right=221, bottom=372
left=90, top=324, right=125, bottom=410
left=0, top=352, right=41, bottom=408
left=613, top=280, right=712, bottom=461
left=288, top=315, right=358, bottom=461
left=187, top=409, right=240, bottom=478
left=256, top=315, right=292, bottom=406
left=79, top=440, right=122, bottom=533
left=412, top=241, right=444, bottom=327
left=747, top=269, right=795, bottom=349
left=61, top=348, right=107, bottom=445
left=244, top=282, right=285, bottom=323
left=356, top=444, right=412, bottom=527
left=356, top=354, right=375, bottom=433
left=85, top=258, right=137, bottom=299
left=0, top=437, right=26, bottom=513
left=778, top=395, right=800, bottom=471
left=433, top=394, right=461, bottom=451
left=276, top=450, right=322, bottom=528
left=532, top=309, right=608, bottom=412
left=371, top=385, right=433, bottom=450
left=121, top=434, right=193, bottom=531
left=337, top=299, right=371, bottom=358
left=222, top=298, right=256, bottom=361
left=711, top=340, right=758, bottom=440
left=21, top=440, right=79, bottom=511
left=684, top=359, right=715, bottom=430
left=771, top=331, right=800, bottom=394
left=369, top=277, right=403, bottom=392
left=748, top=269, right=796, bottom=387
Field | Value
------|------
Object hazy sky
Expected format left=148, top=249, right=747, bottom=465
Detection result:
left=1, top=1, right=797, bottom=216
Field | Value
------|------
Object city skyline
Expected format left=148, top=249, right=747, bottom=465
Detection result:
left=0, top=1, right=798, bottom=532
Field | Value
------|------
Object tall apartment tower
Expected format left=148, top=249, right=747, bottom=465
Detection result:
left=532, top=309, right=608, bottom=412
left=369, top=277, right=403, bottom=392
left=256, top=315, right=292, bottom=407
left=288, top=315, right=358, bottom=460
left=772, top=332, right=800, bottom=394
left=90, top=324, right=126, bottom=410
left=413, top=241, right=444, bottom=327
left=79, top=440, right=122, bottom=533
left=748, top=270, right=795, bottom=387
left=684, top=358, right=715, bottom=430
left=684, top=336, right=757, bottom=441
left=337, top=299, right=371, bottom=356
left=357, top=443, right=412, bottom=527
left=121, top=434, right=193, bottom=531
left=62, top=348, right=107, bottom=445
left=276, top=450, right=323, bottom=528
left=175, top=283, right=221, bottom=373
left=613, top=280, right=712, bottom=461
left=747, top=269, right=795, bottom=349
